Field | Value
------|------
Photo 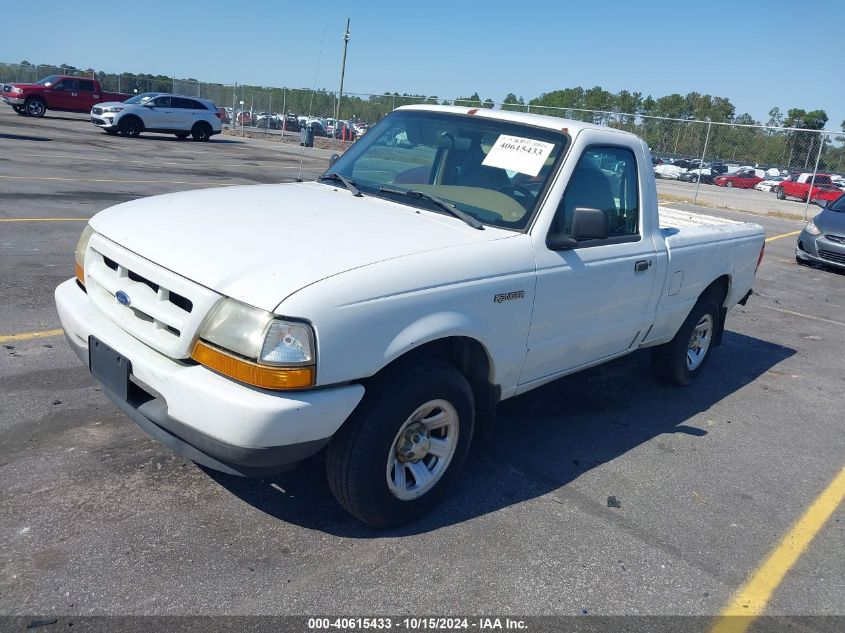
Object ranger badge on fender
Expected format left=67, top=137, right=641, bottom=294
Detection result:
left=494, top=290, right=525, bottom=303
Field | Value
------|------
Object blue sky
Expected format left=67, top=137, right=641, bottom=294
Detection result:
left=3, top=0, right=843, bottom=131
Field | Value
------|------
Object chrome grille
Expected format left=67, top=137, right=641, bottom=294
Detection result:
left=84, top=234, right=221, bottom=359
left=823, top=234, right=845, bottom=245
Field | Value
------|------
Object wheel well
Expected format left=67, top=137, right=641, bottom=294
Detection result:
left=703, top=275, right=731, bottom=346
left=366, top=337, right=500, bottom=426
left=193, top=120, right=212, bottom=130
left=120, top=114, right=144, bottom=129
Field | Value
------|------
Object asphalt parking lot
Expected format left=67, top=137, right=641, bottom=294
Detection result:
left=1, top=108, right=843, bottom=622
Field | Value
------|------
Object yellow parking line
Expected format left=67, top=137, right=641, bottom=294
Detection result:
left=0, top=218, right=89, bottom=222
left=0, top=175, right=238, bottom=186
left=0, top=328, right=64, bottom=343
left=710, top=465, right=845, bottom=633
left=765, top=230, right=801, bottom=243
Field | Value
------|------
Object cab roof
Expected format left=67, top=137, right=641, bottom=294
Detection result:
left=396, top=104, right=637, bottom=140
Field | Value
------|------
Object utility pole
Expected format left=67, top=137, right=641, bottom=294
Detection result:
left=334, top=18, right=351, bottom=148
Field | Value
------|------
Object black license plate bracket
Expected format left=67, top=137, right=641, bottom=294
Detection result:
left=88, top=335, right=131, bottom=401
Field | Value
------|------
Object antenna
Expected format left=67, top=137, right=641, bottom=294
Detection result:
left=333, top=18, right=351, bottom=150
left=296, top=22, right=328, bottom=183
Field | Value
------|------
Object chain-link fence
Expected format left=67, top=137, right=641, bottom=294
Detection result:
left=2, top=61, right=842, bottom=217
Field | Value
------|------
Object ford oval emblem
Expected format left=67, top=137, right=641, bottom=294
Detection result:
left=115, top=290, right=131, bottom=306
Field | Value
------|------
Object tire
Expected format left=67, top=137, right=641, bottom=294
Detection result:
left=103, top=129, right=118, bottom=135
left=24, top=97, right=46, bottom=117
left=13, top=105, right=26, bottom=116
left=175, top=132, right=189, bottom=140
left=326, top=359, right=475, bottom=527
left=776, top=186, right=785, bottom=200
left=652, top=292, right=720, bottom=386
left=118, top=116, right=142, bottom=138
left=191, top=122, right=212, bottom=141
left=795, top=255, right=808, bottom=266
left=725, top=181, right=734, bottom=188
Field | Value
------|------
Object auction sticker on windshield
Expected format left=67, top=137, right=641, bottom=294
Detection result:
left=482, top=135, right=555, bottom=177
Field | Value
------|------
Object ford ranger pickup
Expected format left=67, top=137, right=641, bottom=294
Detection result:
left=55, top=105, right=766, bottom=526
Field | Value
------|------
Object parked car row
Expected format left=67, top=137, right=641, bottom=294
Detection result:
left=653, top=154, right=845, bottom=202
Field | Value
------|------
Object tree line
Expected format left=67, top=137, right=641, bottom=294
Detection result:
left=2, top=61, right=843, bottom=172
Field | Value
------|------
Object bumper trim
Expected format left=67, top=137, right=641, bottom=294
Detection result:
left=104, top=386, right=329, bottom=477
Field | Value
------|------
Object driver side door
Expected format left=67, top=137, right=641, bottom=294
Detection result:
left=143, top=96, right=173, bottom=130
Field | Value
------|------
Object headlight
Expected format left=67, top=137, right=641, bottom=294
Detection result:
left=74, top=225, right=95, bottom=285
left=805, top=219, right=821, bottom=236
left=192, top=298, right=316, bottom=390
left=101, top=106, right=124, bottom=113
left=11, top=87, right=23, bottom=95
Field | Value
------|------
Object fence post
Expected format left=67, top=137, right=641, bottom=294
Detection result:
left=693, top=120, right=712, bottom=205
left=802, top=131, right=825, bottom=222
left=232, top=82, right=237, bottom=132
left=392, top=94, right=396, bottom=111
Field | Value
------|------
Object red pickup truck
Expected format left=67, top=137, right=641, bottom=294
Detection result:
left=1, top=75, right=130, bottom=117
left=776, top=173, right=842, bottom=203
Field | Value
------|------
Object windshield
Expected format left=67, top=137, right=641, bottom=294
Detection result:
left=327, top=110, right=568, bottom=230
left=123, top=92, right=159, bottom=104
left=36, top=75, right=61, bottom=86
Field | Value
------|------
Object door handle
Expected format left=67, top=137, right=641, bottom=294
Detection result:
left=634, top=259, right=652, bottom=272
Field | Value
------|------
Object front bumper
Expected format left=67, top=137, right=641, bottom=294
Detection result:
left=795, top=230, right=845, bottom=269
left=90, top=114, right=118, bottom=129
left=2, top=96, right=25, bottom=105
left=55, top=278, right=365, bottom=476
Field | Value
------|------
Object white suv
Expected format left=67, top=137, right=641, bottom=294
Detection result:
left=90, top=92, right=222, bottom=141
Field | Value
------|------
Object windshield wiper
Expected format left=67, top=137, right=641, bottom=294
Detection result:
left=319, top=173, right=362, bottom=197
left=378, top=186, right=484, bottom=230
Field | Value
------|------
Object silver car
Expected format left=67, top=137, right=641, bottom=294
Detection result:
left=795, top=194, right=845, bottom=269
left=90, top=92, right=222, bottom=141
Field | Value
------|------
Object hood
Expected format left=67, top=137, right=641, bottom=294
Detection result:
left=816, top=208, right=845, bottom=235
left=93, top=101, right=126, bottom=108
left=3, top=82, right=37, bottom=90
left=89, top=182, right=510, bottom=312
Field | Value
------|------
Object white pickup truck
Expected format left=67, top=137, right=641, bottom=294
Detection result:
left=55, top=105, right=765, bottom=527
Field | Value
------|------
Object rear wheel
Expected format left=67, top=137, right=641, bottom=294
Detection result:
left=118, top=116, right=142, bottom=138
left=191, top=122, right=212, bottom=141
left=725, top=181, right=734, bottom=188
left=775, top=186, right=785, bottom=200
left=326, top=360, right=474, bottom=527
left=652, top=293, right=720, bottom=386
left=24, top=97, right=46, bottom=117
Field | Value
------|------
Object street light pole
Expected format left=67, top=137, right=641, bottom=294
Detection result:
left=334, top=18, right=351, bottom=148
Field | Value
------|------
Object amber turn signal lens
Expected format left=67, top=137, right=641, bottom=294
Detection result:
left=191, top=340, right=314, bottom=390
left=75, top=262, right=85, bottom=286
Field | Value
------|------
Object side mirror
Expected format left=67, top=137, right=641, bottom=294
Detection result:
left=546, top=207, right=609, bottom=251
left=143, top=101, right=155, bottom=107
left=329, top=153, right=340, bottom=168
left=570, top=206, right=609, bottom=241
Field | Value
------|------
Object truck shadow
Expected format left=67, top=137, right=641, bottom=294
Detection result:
left=206, top=330, right=795, bottom=536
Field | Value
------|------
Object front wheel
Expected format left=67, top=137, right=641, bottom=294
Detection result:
left=13, top=105, right=26, bottom=116
left=776, top=186, right=785, bottom=200
left=326, top=360, right=475, bottom=527
left=118, top=116, right=142, bottom=137
left=24, top=97, right=46, bottom=117
left=191, top=122, right=212, bottom=141
left=652, top=293, right=720, bottom=386
left=725, top=181, right=734, bottom=188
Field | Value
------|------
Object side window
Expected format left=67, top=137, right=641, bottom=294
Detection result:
left=77, top=80, right=95, bottom=92
left=188, top=99, right=208, bottom=110
left=153, top=96, right=171, bottom=108
left=55, top=79, right=75, bottom=91
left=551, top=146, right=640, bottom=241
left=171, top=97, right=189, bottom=109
